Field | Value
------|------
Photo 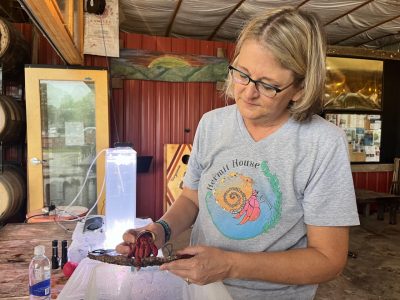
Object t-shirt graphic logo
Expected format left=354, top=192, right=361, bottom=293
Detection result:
left=213, top=173, right=260, bottom=224
left=206, top=161, right=282, bottom=240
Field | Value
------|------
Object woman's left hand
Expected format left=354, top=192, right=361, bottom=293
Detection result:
left=159, top=245, right=232, bottom=285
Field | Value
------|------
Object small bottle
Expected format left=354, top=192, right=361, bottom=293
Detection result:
left=51, top=240, right=59, bottom=269
left=61, top=240, right=68, bottom=269
left=29, top=245, right=51, bottom=300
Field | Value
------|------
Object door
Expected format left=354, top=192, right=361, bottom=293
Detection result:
left=25, top=66, right=109, bottom=214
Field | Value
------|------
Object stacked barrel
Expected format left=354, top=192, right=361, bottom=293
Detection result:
left=0, top=18, right=31, bottom=81
left=0, top=165, right=26, bottom=223
left=0, top=95, right=26, bottom=142
left=0, top=17, right=29, bottom=223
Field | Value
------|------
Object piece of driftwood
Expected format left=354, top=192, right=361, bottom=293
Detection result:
left=88, top=250, right=192, bottom=268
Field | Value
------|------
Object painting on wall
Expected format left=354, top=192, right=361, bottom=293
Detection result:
left=324, top=57, right=383, bottom=111
left=111, top=49, right=229, bottom=82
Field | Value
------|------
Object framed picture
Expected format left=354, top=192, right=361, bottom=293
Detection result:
left=325, top=113, right=381, bottom=162
left=324, top=57, right=383, bottom=111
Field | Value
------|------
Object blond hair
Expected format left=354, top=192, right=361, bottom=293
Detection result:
left=224, top=7, right=326, bottom=121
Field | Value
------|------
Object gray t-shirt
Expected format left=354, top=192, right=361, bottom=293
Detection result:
left=183, top=104, right=360, bottom=300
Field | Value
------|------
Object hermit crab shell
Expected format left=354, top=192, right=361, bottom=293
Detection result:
left=213, top=173, right=253, bottom=213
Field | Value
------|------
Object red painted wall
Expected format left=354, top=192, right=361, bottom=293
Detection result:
left=352, top=171, right=393, bottom=193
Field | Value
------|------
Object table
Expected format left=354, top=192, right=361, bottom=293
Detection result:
left=355, top=189, right=400, bottom=224
left=0, top=222, right=75, bottom=299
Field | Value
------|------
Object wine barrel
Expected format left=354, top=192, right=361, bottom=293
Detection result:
left=0, top=18, right=30, bottom=81
left=0, top=95, right=26, bottom=142
left=0, top=166, right=26, bottom=223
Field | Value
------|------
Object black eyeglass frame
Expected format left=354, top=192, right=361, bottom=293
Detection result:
left=228, top=65, right=294, bottom=98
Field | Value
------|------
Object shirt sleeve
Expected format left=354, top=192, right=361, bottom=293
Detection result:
left=302, top=133, right=360, bottom=226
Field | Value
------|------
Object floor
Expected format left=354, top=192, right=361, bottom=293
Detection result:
left=169, top=212, right=400, bottom=300
left=315, top=212, right=400, bottom=300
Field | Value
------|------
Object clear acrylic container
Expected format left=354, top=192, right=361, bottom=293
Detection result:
left=104, top=147, right=137, bottom=248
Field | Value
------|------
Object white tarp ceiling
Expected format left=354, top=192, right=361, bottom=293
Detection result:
left=119, top=0, right=400, bottom=52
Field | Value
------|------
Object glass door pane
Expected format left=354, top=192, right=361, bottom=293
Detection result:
left=55, top=0, right=68, bottom=22
left=40, top=80, right=97, bottom=208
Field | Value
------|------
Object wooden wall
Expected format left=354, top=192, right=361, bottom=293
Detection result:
left=6, top=24, right=397, bottom=220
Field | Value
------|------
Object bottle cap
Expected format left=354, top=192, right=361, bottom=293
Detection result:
left=34, top=245, right=45, bottom=256
left=52, top=240, right=58, bottom=247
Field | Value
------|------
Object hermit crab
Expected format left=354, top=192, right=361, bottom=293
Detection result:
left=127, top=230, right=158, bottom=264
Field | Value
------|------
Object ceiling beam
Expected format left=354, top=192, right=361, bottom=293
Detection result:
left=334, top=14, right=400, bottom=45
left=18, top=0, right=82, bottom=65
left=376, top=39, right=400, bottom=50
left=165, top=0, right=183, bottom=37
left=207, top=0, right=247, bottom=41
left=355, top=32, right=397, bottom=47
left=324, top=0, right=373, bottom=26
left=328, top=45, right=400, bottom=60
left=296, top=0, right=311, bottom=9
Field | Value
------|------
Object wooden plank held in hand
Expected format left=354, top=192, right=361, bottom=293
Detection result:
left=88, top=250, right=193, bottom=268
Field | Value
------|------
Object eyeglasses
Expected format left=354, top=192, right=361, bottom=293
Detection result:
left=228, top=65, right=294, bottom=98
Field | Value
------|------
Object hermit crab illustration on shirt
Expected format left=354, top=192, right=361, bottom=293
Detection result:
left=205, top=160, right=282, bottom=240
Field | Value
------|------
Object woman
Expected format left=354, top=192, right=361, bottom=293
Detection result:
left=117, top=7, right=359, bottom=299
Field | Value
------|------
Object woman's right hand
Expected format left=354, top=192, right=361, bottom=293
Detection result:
left=115, top=223, right=165, bottom=257
left=115, top=228, right=141, bottom=257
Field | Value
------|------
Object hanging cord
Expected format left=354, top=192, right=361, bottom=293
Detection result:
left=99, top=14, right=120, bottom=143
